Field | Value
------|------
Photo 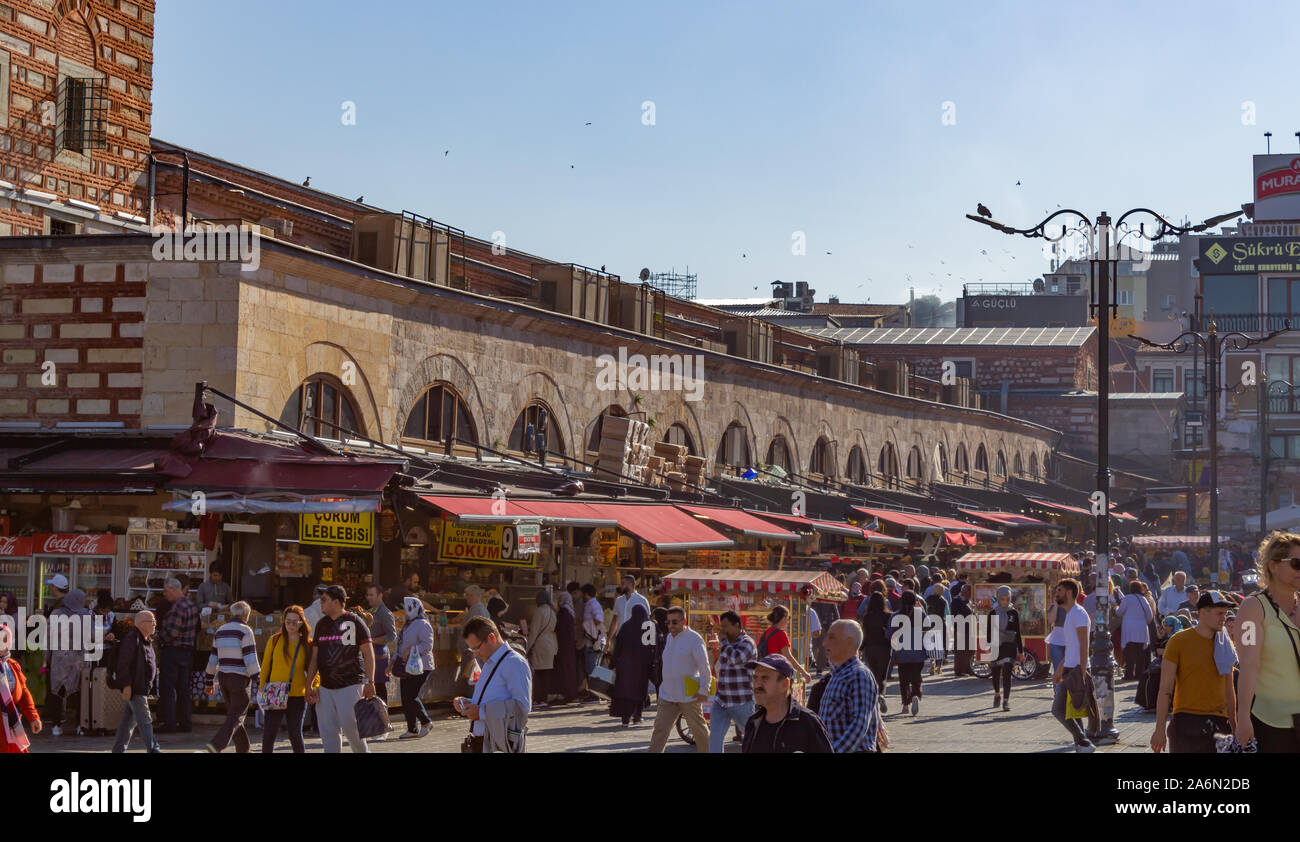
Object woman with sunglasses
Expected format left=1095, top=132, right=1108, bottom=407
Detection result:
left=1234, top=531, right=1300, bottom=753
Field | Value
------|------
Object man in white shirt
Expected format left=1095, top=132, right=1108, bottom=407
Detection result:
left=1050, top=577, right=1096, bottom=753
left=648, top=606, right=712, bottom=753
left=609, top=574, right=651, bottom=647
left=1158, top=571, right=1189, bottom=617
left=454, top=616, right=531, bottom=753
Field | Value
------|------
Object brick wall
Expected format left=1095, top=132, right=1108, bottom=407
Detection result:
left=857, top=339, right=1097, bottom=394
left=0, top=0, right=154, bottom=234
left=0, top=253, right=144, bottom=423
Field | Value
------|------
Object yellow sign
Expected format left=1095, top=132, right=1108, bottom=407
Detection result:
left=438, top=521, right=537, bottom=568
left=299, top=512, right=375, bottom=548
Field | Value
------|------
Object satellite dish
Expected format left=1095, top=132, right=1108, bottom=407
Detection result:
left=639, top=268, right=651, bottom=282
left=1033, top=278, right=1045, bottom=293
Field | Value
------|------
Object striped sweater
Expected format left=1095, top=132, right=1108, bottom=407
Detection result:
left=204, top=620, right=261, bottom=685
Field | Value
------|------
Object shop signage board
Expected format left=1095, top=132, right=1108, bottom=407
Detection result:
left=1253, top=154, right=1300, bottom=220
left=438, top=521, right=537, bottom=568
left=34, top=533, right=116, bottom=555
left=516, top=521, right=541, bottom=556
left=1199, top=235, right=1300, bottom=273
left=299, top=513, right=375, bottom=548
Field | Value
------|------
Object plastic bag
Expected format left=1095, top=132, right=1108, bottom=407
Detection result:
left=405, top=647, right=425, bottom=676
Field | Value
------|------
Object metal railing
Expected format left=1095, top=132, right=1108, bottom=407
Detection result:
left=1188, top=312, right=1298, bottom=333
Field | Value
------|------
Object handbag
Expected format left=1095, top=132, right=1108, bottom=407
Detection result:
left=353, top=695, right=392, bottom=739
left=257, top=639, right=301, bottom=711
left=588, top=654, right=616, bottom=697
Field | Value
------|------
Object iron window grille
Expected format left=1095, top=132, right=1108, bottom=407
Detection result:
left=56, top=77, right=109, bottom=154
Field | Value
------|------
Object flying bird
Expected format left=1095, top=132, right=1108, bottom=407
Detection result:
left=302, top=177, right=311, bottom=187
left=570, top=165, right=575, bottom=169
left=977, top=203, right=992, bottom=218
left=1015, top=180, right=1021, bottom=186
left=825, top=251, right=832, bottom=255
left=742, top=253, right=747, bottom=258
left=444, top=150, right=449, bottom=156
left=980, top=249, right=988, bottom=255
left=585, top=122, right=592, bottom=126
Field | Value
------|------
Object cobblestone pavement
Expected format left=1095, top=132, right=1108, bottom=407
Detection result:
left=31, top=668, right=1157, bottom=754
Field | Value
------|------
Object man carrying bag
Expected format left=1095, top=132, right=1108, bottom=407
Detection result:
left=453, top=617, right=531, bottom=753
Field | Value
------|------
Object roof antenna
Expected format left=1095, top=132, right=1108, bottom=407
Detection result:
left=1295, top=131, right=1299, bottom=150
left=1265, top=131, right=1272, bottom=153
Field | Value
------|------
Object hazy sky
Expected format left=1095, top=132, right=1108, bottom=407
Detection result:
left=154, top=1, right=1290, bottom=306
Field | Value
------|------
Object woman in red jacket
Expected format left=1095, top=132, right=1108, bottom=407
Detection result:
left=1, top=623, right=43, bottom=752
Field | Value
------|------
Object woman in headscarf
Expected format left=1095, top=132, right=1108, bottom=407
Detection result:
left=860, top=592, right=892, bottom=713
left=393, top=596, right=434, bottom=739
left=527, top=589, right=558, bottom=709
left=553, top=589, right=579, bottom=704
left=894, top=590, right=928, bottom=715
left=609, top=603, right=654, bottom=726
left=987, top=585, right=1022, bottom=712
left=925, top=582, right=950, bottom=675
left=1141, top=559, right=1161, bottom=596
left=1, top=620, right=41, bottom=752
left=487, top=595, right=510, bottom=629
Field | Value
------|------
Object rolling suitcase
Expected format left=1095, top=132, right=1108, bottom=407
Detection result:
left=80, top=665, right=128, bottom=735
left=1135, top=660, right=1161, bottom=712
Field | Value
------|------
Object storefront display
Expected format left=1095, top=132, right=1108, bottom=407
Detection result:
left=127, top=519, right=205, bottom=602
left=0, top=536, right=34, bottom=611
left=34, top=533, right=119, bottom=611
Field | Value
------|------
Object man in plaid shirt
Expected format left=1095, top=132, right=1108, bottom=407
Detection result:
left=818, top=619, right=880, bottom=753
left=707, top=610, right=757, bottom=753
left=156, top=577, right=199, bottom=733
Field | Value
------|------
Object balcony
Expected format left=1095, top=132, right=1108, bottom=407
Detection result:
left=1267, top=389, right=1300, bottom=415
left=1187, top=312, right=1297, bottom=333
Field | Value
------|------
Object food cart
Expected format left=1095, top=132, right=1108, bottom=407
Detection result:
left=956, top=551, right=1080, bottom=680
left=1127, top=535, right=1232, bottom=586
left=660, top=568, right=847, bottom=745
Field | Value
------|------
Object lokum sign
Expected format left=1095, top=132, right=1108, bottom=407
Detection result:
left=299, top=513, right=374, bottom=547
left=438, top=521, right=537, bottom=568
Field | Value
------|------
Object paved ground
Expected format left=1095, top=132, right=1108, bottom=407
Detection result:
left=30, top=667, right=1158, bottom=754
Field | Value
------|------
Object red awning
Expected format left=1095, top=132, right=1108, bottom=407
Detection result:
left=584, top=503, right=732, bottom=550
left=1028, top=498, right=1138, bottom=521
left=661, top=568, right=847, bottom=597
left=953, top=552, right=1080, bottom=573
left=1113, top=509, right=1139, bottom=522
left=418, top=496, right=618, bottom=527
left=1129, top=535, right=1229, bottom=548
left=958, top=509, right=1056, bottom=529
left=743, top=511, right=907, bottom=545
left=852, top=506, right=1000, bottom=540
left=675, top=505, right=800, bottom=541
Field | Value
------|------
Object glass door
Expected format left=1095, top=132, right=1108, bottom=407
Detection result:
left=36, top=555, right=71, bottom=612
left=75, top=554, right=114, bottom=603
left=0, top=554, right=33, bottom=614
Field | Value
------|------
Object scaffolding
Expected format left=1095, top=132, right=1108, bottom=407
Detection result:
left=648, top=268, right=698, bottom=300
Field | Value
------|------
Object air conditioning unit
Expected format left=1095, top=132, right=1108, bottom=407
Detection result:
left=261, top=217, right=294, bottom=238
left=816, top=346, right=858, bottom=383
left=721, top=318, right=774, bottom=363
left=351, top=213, right=450, bottom=284
left=609, top=282, right=654, bottom=333
left=535, top=265, right=610, bottom=322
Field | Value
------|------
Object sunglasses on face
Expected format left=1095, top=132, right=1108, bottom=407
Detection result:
left=1282, top=556, right=1300, bottom=570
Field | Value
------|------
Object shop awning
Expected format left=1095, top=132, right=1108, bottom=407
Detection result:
left=851, top=506, right=1002, bottom=539
left=675, top=505, right=800, bottom=541
left=584, top=504, right=733, bottom=550
left=1028, top=498, right=1137, bottom=521
left=662, top=568, right=847, bottom=597
left=1129, top=535, right=1230, bottom=548
left=953, top=552, right=1080, bottom=573
left=162, top=495, right=381, bottom=514
left=417, top=496, right=617, bottom=527
left=958, top=509, right=1059, bottom=530
left=743, top=510, right=908, bottom=546
left=0, top=439, right=172, bottom=495
left=944, top=531, right=976, bottom=546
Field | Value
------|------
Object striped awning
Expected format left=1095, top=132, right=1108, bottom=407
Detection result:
left=953, top=552, right=1080, bottom=573
left=661, top=568, right=847, bottom=597
left=1129, top=535, right=1230, bottom=548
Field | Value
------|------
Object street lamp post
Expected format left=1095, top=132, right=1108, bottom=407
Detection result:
left=1259, top=372, right=1294, bottom=537
left=967, top=204, right=1245, bottom=747
left=1135, top=319, right=1286, bottom=551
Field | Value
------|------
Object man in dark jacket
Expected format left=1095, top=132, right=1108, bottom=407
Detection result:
left=742, top=654, right=832, bottom=753
left=111, top=610, right=161, bottom=753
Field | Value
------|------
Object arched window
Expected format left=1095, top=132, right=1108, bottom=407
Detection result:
left=1014, top=452, right=1024, bottom=476
left=905, top=446, right=923, bottom=480
left=766, top=435, right=792, bottom=472
left=1044, top=453, right=1055, bottom=480
left=810, top=437, right=833, bottom=477
left=994, top=450, right=1007, bottom=478
left=974, top=445, right=989, bottom=473
left=717, top=422, right=751, bottom=469
left=846, top=445, right=869, bottom=484
left=585, top=405, right=627, bottom=453
left=281, top=374, right=364, bottom=439
left=878, top=442, right=899, bottom=486
left=663, top=422, right=696, bottom=455
left=509, top=400, right=566, bottom=456
left=934, top=443, right=949, bottom=483
left=1029, top=452, right=1039, bottom=478
left=954, top=443, right=969, bottom=474
left=402, top=383, right=476, bottom=448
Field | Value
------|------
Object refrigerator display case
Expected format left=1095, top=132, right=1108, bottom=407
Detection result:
left=33, top=534, right=120, bottom=611
left=0, top=536, right=34, bottom=613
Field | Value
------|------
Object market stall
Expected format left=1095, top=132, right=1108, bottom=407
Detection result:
left=1127, top=535, right=1230, bottom=548
left=955, top=551, right=1080, bottom=680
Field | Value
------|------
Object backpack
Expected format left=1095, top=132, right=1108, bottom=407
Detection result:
left=756, top=627, right=778, bottom=658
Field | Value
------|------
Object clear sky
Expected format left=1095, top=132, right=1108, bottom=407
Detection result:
left=153, top=0, right=1293, bottom=306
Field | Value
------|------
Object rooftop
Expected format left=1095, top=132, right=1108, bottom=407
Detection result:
left=804, top=326, right=1096, bottom=348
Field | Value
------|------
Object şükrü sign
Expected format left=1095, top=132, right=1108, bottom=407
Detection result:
left=1199, top=236, right=1300, bottom=273
left=439, top=521, right=537, bottom=568
left=299, top=513, right=374, bottom=547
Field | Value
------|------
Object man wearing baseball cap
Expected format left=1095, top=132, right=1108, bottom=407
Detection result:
left=43, top=573, right=69, bottom=618
left=741, top=654, right=832, bottom=753
left=1151, top=590, right=1237, bottom=754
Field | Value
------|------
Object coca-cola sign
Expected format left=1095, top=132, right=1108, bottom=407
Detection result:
left=0, top=536, right=32, bottom=557
left=34, top=534, right=115, bottom=555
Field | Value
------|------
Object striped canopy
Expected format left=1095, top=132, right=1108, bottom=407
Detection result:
left=953, top=552, right=1080, bottom=573
left=1129, top=535, right=1229, bottom=548
left=661, top=568, right=847, bottom=598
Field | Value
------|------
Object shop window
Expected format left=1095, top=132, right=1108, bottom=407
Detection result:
left=509, top=401, right=565, bottom=457
left=403, top=383, right=477, bottom=449
left=717, top=422, right=751, bottom=469
left=280, top=376, right=364, bottom=439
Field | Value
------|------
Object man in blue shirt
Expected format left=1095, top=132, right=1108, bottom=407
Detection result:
left=455, top=616, right=531, bottom=753
left=817, top=619, right=880, bottom=753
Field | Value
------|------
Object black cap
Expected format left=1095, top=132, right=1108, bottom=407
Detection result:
left=1196, top=590, right=1234, bottom=609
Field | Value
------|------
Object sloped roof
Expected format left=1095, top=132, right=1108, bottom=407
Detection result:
left=804, top=326, right=1095, bottom=347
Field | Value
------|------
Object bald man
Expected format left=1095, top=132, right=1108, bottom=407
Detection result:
left=112, top=611, right=162, bottom=753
